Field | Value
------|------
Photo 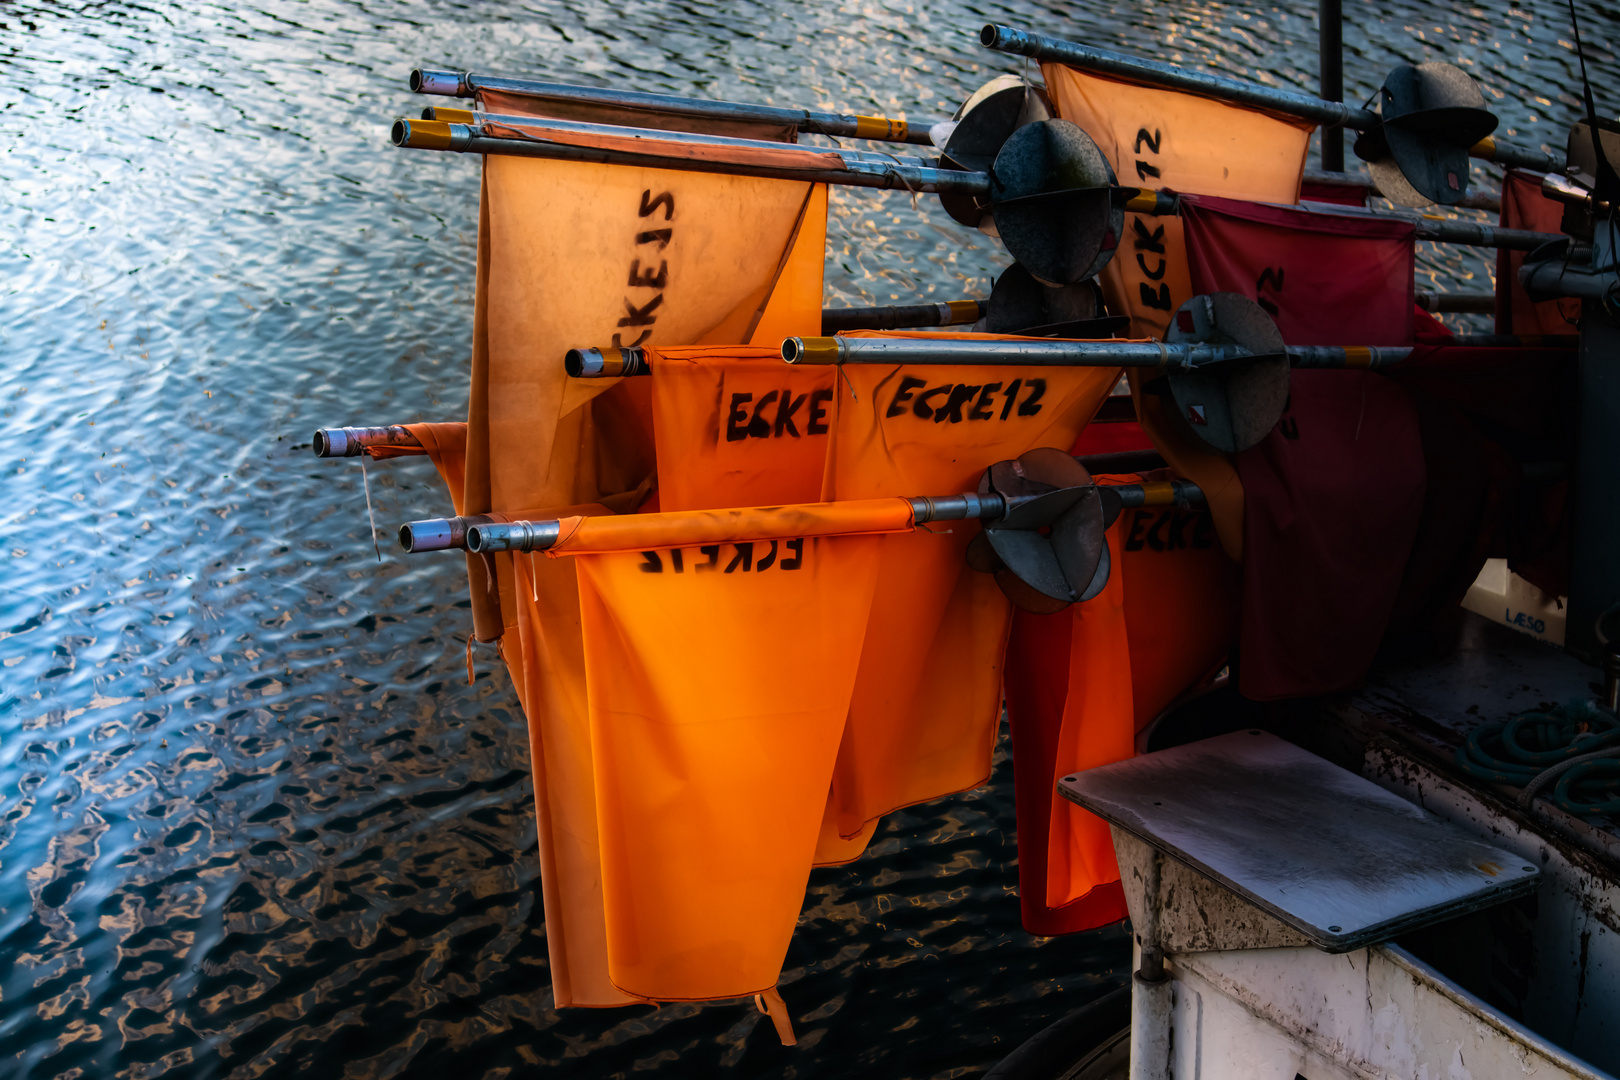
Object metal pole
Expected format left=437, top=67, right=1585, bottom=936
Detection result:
left=1129, top=848, right=1173, bottom=1080
left=1303, top=168, right=1502, bottom=212
left=397, top=516, right=493, bottom=553
left=783, top=335, right=1416, bottom=370
left=1112, top=480, right=1207, bottom=508
left=391, top=117, right=988, bottom=196
left=782, top=335, right=1252, bottom=369
left=1131, top=187, right=1550, bottom=251
left=464, top=492, right=1011, bottom=554
left=1318, top=0, right=1344, bottom=172
left=982, top=23, right=1375, bottom=128
left=981, top=24, right=1564, bottom=170
left=1472, top=135, right=1564, bottom=174
left=1414, top=291, right=1497, bottom=314
left=312, top=426, right=422, bottom=458
left=409, top=69, right=939, bottom=146
left=821, top=300, right=986, bottom=334
left=1292, top=199, right=1566, bottom=250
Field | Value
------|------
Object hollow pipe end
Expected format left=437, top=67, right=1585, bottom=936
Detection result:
left=410, top=69, right=466, bottom=97
left=564, top=348, right=598, bottom=377
left=312, top=428, right=345, bottom=458
left=979, top=24, right=1002, bottom=48
left=782, top=337, right=841, bottom=365
left=464, top=525, right=490, bottom=553
left=391, top=118, right=464, bottom=150
left=399, top=520, right=455, bottom=553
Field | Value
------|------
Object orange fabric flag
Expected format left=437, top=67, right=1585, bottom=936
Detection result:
left=457, top=157, right=826, bottom=1010
left=1012, top=481, right=1237, bottom=922
left=646, top=347, right=836, bottom=511
left=1127, top=370, right=1246, bottom=561
left=359, top=422, right=469, bottom=509
left=1044, top=520, right=1134, bottom=909
left=465, top=159, right=827, bottom=636
left=568, top=531, right=888, bottom=1000
left=1041, top=64, right=1313, bottom=340
left=502, top=506, right=647, bottom=1008
left=818, top=332, right=1125, bottom=854
left=1113, top=492, right=1240, bottom=729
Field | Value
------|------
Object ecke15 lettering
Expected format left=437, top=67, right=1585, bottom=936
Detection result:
left=639, top=539, right=805, bottom=573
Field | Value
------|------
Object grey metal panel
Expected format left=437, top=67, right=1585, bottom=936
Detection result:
left=1057, top=730, right=1540, bottom=951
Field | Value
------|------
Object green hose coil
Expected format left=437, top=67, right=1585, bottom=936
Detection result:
left=1455, top=701, right=1620, bottom=816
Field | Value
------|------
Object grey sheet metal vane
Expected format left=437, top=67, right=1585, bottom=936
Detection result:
left=1156, top=292, right=1290, bottom=455
left=1058, top=730, right=1541, bottom=952
left=1354, top=63, right=1498, bottom=208
left=977, top=448, right=1109, bottom=609
left=936, top=75, right=1053, bottom=229
left=985, top=264, right=1129, bottom=338
left=988, top=120, right=1122, bottom=286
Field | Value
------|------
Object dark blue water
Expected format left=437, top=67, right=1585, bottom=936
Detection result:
left=0, top=0, right=1611, bottom=1076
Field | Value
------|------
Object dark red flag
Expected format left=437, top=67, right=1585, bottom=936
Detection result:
left=1180, top=194, right=1416, bottom=345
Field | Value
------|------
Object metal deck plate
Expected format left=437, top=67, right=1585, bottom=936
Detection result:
left=1058, top=730, right=1540, bottom=952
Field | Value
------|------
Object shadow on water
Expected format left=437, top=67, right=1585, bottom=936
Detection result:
left=0, top=0, right=1610, bottom=1075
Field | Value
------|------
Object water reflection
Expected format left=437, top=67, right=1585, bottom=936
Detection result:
left=0, top=0, right=1606, bottom=1075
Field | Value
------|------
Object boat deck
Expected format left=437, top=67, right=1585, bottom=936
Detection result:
left=1321, top=611, right=1620, bottom=864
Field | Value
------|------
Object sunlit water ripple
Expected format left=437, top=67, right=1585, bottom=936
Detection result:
left=0, top=0, right=1612, bottom=1076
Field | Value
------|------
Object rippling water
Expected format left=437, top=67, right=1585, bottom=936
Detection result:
left=0, top=0, right=1612, bottom=1076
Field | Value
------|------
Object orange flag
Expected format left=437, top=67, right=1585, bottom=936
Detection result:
left=817, top=331, right=1125, bottom=859
left=361, top=422, right=469, bottom=511
left=1035, top=482, right=1237, bottom=913
left=465, top=160, right=826, bottom=636
left=561, top=519, right=901, bottom=1000
left=646, top=347, right=836, bottom=511
left=1044, top=520, right=1134, bottom=909
left=454, top=144, right=826, bottom=1009
left=1041, top=64, right=1313, bottom=339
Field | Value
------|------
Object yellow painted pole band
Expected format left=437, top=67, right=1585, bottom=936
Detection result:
left=1471, top=135, right=1497, bottom=160
left=855, top=115, right=907, bottom=141
left=1342, top=346, right=1373, bottom=369
left=786, top=337, right=844, bottom=365
left=429, top=106, right=477, bottom=124
left=600, top=349, right=630, bottom=376
left=398, top=119, right=456, bottom=150
left=1123, top=189, right=1162, bottom=213
left=945, top=300, right=984, bottom=324
left=1137, top=481, right=1177, bottom=506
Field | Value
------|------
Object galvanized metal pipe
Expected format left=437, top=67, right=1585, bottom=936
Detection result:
left=983, top=23, right=1375, bottom=129
left=312, top=426, right=422, bottom=458
left=1304, top=168, right=1502, bottom=212
left=1319, top=0, right=1344, bottom=170
left=1415, top=290, right=1496, bottom=314
left=782, top=335, right=1250, bottom=370
left=784, top=335, right=1416, bottom=370
left=1112, top=480, right=1207, bottom=508
left=565, top=346, right=651, bottom=378
left=409, top=68, right=938, bottom=146
left=390, top=116, right=989, bottom=196
left=465, top=519, right=565, bottom=554
left=1296, top=200, right=1565, bottom=250
left=982, top=23, right=1564, bottom=169
left=821, top=300, right=986, bottom=334
left=907, top=492, right=1006, bottom=524
left=1471, top=135, right=1564, bottom=173
left=398, top=515, right=493, bottom=554
left=1129, top=846, right=1174, bottom=1080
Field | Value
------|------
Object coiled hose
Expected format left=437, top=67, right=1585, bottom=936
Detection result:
left=1456, top=701, right=1620, bottom=816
